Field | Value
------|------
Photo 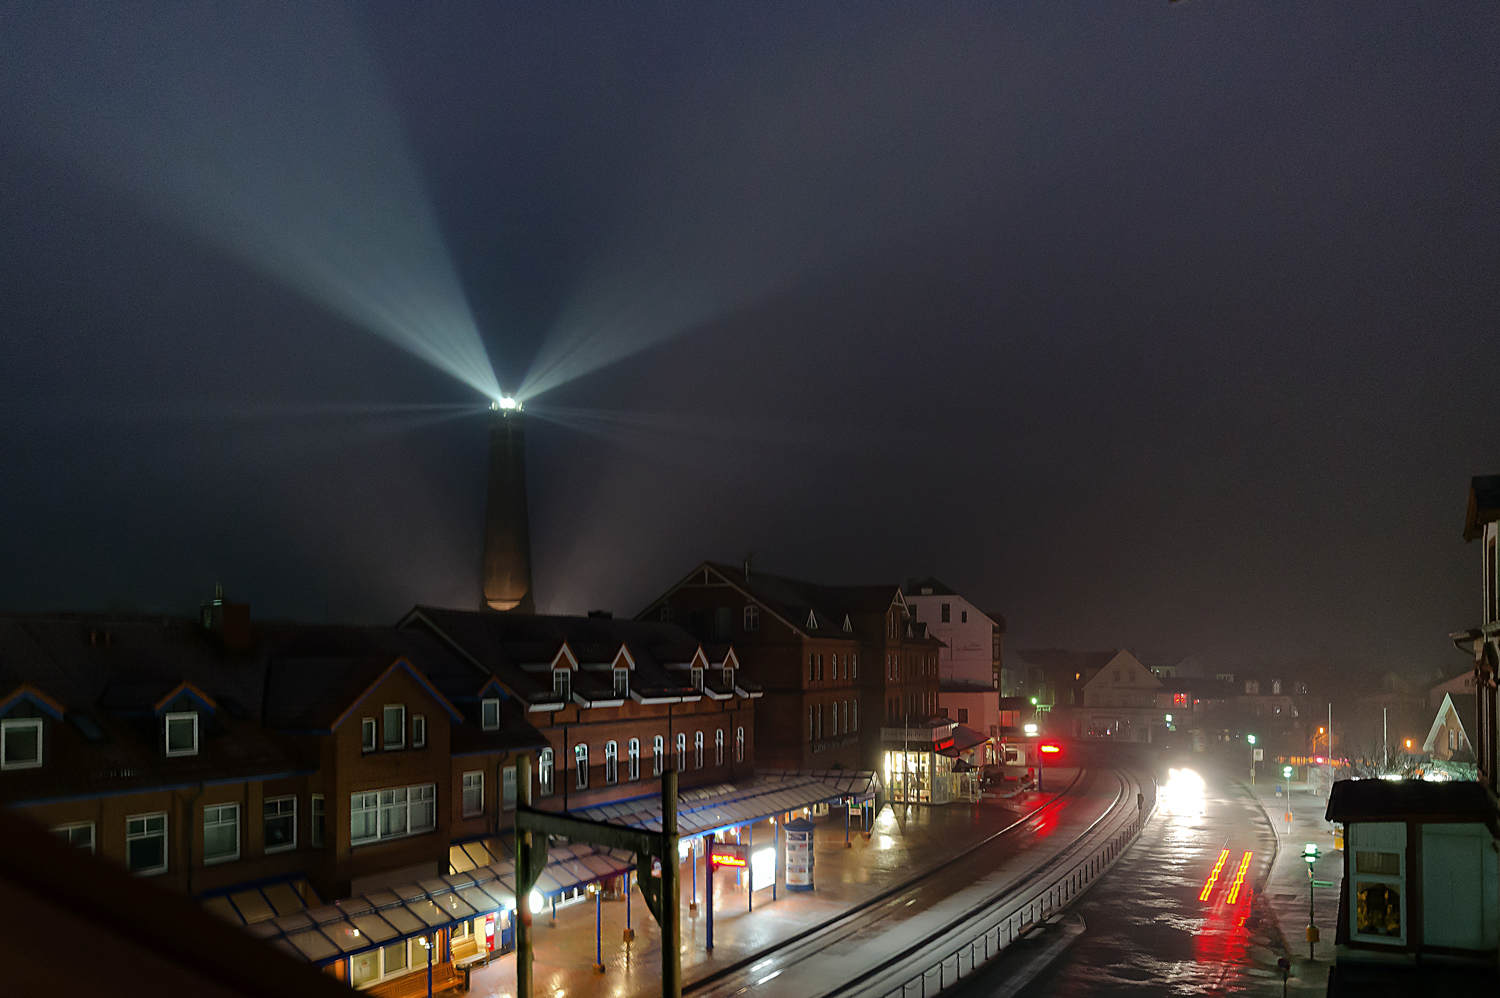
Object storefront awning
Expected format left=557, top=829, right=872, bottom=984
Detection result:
left=239, top=840, right=633, bottom=965
left=571, top=770, right=881, bottom=838
left=937, top=724, right=991, bottom=758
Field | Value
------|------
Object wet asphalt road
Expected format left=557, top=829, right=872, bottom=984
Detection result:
left=960, top=759, right=1285, bottom=998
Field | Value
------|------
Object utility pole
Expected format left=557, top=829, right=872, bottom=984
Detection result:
left=516, top=755, right=534, bottom=998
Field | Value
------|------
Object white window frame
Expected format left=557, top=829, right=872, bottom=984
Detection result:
left=412, top=715, right=426, bottom=748
left=613, top=668, right=629, bottom=698
left=1349, top=822, right=1407, bottom=946
left=715, top=728, right=724, bottom=766
left=163, top=712, right=198, bottom=758
left=694, top=731, right=704, bottom=769
left=653, top=735, right=664, bottom=776
left=350, top=784, right=436, bottom=847
left=361, top=717, right=377, bottom=753
left=808, top=705, right=814, bottom=739
left=852, top=700, right=859, bottom=732
left=311, top=794, right=325, bottom=848
left=575, top=743, right=589, bottom=789
left=676, top=733, right=686, bottom=771
left=264, top=796, right=297, bottom=854
left=462, top=771, right=484, bottom=817
left=502, top=766, right=517, bottom=811
left=52, top=821, right=95, bottom=853
left=0, top=717, right=43, bottom=770
left=126, top=811, right=168, bottom=876
left=481, top=698, right=501, bottom=731
left=203, top=802, right=240, bottom=864
left=383, top=705, right=405, bottom=750
left=744, top=605, right=759, bottom=631
left=350, top=937, right=424, bottom=989
left=852, top=654, right=858, bottom=678
left=553, top=669, right=571, bottom=702
left=628, top=738, right=641, bottom=781
left=735, top=726, right=745, bottom=763
left=691, top=667, right=704, bottom=691
left=539, top=748, right=555, bottom=796
left=605, top=740, right=618, bottom=784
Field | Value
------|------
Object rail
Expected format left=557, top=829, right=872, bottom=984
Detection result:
left=840, top=769, right=1157, bottom=998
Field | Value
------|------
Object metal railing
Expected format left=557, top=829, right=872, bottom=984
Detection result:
left=854, top=771, right=1156, bottom=998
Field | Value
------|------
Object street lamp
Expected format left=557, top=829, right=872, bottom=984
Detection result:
left=1303, top=843, right=1321, bottom=959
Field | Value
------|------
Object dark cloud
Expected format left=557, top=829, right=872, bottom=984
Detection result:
left=1, top=2, right=1497, bottom=679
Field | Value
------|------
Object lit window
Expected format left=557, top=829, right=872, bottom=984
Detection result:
left=613, top=668, right=629, bottom=698
left=502, top=766, right=517, bottom=811
left=575, top=744, right=589, bottom=789
left=0, top=717, right=42, bottom=769
left=628, top=738, right=641, bottom=780
left=126, top=812, right=168, bottom=875
left=351, top=784, right=436, bottom=846
left=605, top=741, right=618, bottom=784
left=164, top=712, right=198, bottom=757
left=744, top=605, right=759, bottom=631
left=653, top=735, right=664, bottom=776
left=383, top=705, right=405, bottom=750
left=264, top=797, right=296, bottom=853
left=311, top=795, right=325, bottom=848
left=52, top=822, right=95, bottom=853
left=539, top=749, right=555, bottom=796
left=462, top=771, right=484, bottom=817
left=481, top=698, right=500, bottom=731
left=694, top=731, right=704, bottom=769
left=203, top=803, right=239, bottom=864
left=361, top=717, right=376, bottom=753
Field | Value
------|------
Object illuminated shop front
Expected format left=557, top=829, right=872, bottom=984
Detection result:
left=881, top=723, right=959, bottom=805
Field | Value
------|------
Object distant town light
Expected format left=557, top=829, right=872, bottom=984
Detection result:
left=1247, top=734, right=1257, bottom=745
left=1030, top=697, right=1038, bottom=705
left=1024, top=722, right=1038, bottom=735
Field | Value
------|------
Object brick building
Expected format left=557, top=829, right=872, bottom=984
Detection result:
left=639, top=561, right=941, bottom=772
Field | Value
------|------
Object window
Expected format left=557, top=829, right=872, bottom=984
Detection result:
left=714, top=605, right=732, bottom=641
left=691, top=667, right=704, bottom=691
left=613, top=668, right=629, bottom=698
left=553, top=669, right=571, bottom=702
left=351, top=938, right=424, bottom=988
left=659, top=605, right=674, bottom=622
left=961, top=610, right=968, bottom=623
left=842, top=701, right=848, bottom=733
left=941, top=603, right=950, bottom=623
left=723, top=667, right=734, bottom=688
left=311, top=795, right=325, bottom=848
left=818, top=654, right=824, bottom=681
left=1351, top=823, right=1406, bottom=944
left=539, top=748, right=555, bottom=796
left=653, top=735, right=664, bottom=776
left=0, top=717, right=42, bottom=769
left=52, top=822, right=95, bottom=853
left=502, top=766, right=517, bottom=810
left=126, top=812, right=168, bottom=875
left=463, top=771, right=484, bottom=817
left=412, top=715, right=426, bottom=748
left=361, top=717, right=376, bottom=753
left=852, top=654, right=858, bottom=679
left=809, top=653, right=816, bottom=682
left=958, top=708, right=968, bottom=723
left=628, top=738, right=641, bottom=780
left=264, top=797, right=296, bottom=853
left=744, top=605, right=759, bottom=631
left=715, top=729, right=724, bottom=766
left=808, top=705, right=814, bottom=739
left=164, top=712, right=198, bottom=757
left=575, top=744, right=589, bottom=789
left=383, top=705, right=405, bottom=750
left=852, top=700, right=859, bottom=732
left=351, top=784, right=437, bottom=846
left=481, top=698, right=501, bottom=731
left=605, top=741, right=618, bottom=784
left=816, top=704, right=824, bottom=739
left=676, top=733, right=686, bottom=771
left=694, top=731, right=704, bottom=769
left=736, top=726, right=745, bottom=763
left=203, top=803, right=239, bottom=864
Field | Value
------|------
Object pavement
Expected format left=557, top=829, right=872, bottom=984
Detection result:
left=1246, top=777, right=1341, bottom=996
left=466, top=776, right=1079, bottom=998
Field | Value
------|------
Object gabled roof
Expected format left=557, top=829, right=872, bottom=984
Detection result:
left=1082, top=650, right=1164, bottom=690
left=904, top=577, right=959, bottom=597
left=1464, top=474, right=1500, bottom=541
left=1423, top=692, right=1477, bottom=755
left=1326, top=778, right=1499, bottom=836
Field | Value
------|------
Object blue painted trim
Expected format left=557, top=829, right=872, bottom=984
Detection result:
left=155, top=688, right=217, bottom=716
left=0, top=690, right=64, bottom=721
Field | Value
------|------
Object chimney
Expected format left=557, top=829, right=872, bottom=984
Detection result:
left=201, top=583, right=251, bottom=652
left=482, top=404, right=535, bottom=613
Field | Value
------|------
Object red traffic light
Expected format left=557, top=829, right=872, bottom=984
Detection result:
left=1039, top=743, right=1062, bottom=755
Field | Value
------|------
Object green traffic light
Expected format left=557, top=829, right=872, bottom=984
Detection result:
left=1247, top=734, right=1257, bottom=745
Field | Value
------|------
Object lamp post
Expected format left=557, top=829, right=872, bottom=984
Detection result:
left=589, top=882, right=604, bottom=973
left=1303, top=843, right=1321, bottom=960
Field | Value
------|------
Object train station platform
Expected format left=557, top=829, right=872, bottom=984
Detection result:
left=465, top=777, right=1076, bottom=998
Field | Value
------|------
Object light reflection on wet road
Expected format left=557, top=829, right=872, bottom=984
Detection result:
left=999, top=763, right=1283, bottom=997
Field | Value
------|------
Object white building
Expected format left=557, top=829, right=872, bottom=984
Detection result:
left=1054, top=650, right=1172, bottom=743
left=904, top=578, right=1001, bottom=747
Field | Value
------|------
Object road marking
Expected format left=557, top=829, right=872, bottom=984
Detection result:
left=1199, top=848, right=1230, bottom=901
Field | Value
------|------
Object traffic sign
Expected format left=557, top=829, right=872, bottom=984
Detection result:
left=1253, top=748, right=1264, bottom=761
left=1312, top=880, right=1335, bottom=888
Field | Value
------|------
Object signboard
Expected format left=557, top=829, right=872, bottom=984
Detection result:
left=1253, top=749, right=1264, bottom=761
left=708, top=843, right=748, bottom=868
left=784, top=818, right=815, bottom=892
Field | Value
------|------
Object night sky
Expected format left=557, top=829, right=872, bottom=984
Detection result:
left=2, top=2, right=1497, bottom=680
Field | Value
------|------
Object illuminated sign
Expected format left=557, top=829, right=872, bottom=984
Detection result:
left=934, top=738, right=954, bottom=751
left=1039, top=743, right=1061, bottom=754
left=709, top=843, right=749, bottom=867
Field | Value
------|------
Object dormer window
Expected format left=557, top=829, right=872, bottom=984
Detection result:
left=723, top=667, right=734, bottom=687
left=1, top=718, right=42, bottom=770
left=613, top=668, right=629, bottom=698
left=481, top=698, right=501, bottom=731
left=383, top=705, right=405, bottom=750
left=163, top=712, right=198, bottom=758
left=691, top=667, right=704, bottom=691
left=806, top=610, right=818, bottom=630
left=842, top=615, right=852, bottom=632
left=660, top=605, right=674, bottom=623
left=553, top=669, right=571, bottom=702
